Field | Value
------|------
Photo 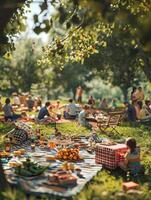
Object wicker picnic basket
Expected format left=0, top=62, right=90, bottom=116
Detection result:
left=6, top=128, right=28, bottom=145
left=6, top=122, right=32, bottom=145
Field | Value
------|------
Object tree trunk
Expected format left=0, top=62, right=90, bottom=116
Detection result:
left=122, top=88, right=128, bottom=101
left=0, top=159, right=9, bottom=192
left=143, top=57, right=151, bottom=82
left=72, top=88, right=76, bottom=100
left=139, top=51, right=151, bottom=82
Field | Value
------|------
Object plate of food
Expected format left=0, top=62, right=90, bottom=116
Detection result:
left=45, top=155, right=56, bottom=162
left=15, top=158, right=48, bottom=177
left=56, top=148, right=84, bottom=162
left=0, top=151, right=11, bottom=158
left=32, top=152, right=45, bottom=157
left=48, top=170, right=77, bottom=187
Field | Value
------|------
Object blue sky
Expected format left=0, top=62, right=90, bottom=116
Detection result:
left=23, top=1, right=56, bottom=43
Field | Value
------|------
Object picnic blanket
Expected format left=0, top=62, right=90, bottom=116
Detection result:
left=3, top=145, right=102, bottom=198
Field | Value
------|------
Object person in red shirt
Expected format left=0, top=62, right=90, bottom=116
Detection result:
left=76, top=86, right=83, bottom=103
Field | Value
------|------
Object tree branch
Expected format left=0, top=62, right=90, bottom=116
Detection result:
left=0, top=0, right=26, bottom=34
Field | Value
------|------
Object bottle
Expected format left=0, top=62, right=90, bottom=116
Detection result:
left=36, top=126, right=40, bottom=134
left=36, top=127, right=41, bottom=140
left=31, top=143, right=36, bottom=151
left=39, top=134, right=45, bottom=146
left=126, top=171, right=130, bottom=182
left=4, top=136, right=11, bottom=152
left=35, top=124, right=39, bottom=132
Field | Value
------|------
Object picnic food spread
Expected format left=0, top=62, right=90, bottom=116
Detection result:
left=1, top=134, right=103, bottom=197
left=1, top=122, right=128, bottom=198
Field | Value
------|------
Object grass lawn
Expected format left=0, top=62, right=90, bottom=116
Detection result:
left=0, top=121, right=151, bottom=200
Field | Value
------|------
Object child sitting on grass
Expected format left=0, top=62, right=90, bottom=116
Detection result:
left=119, top=137, right=141, bottom=175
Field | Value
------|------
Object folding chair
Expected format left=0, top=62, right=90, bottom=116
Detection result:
left=97, top=111, right=124, bottom=134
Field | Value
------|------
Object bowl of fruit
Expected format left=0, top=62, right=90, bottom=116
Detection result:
left=56, top=148, right=83, bottom=162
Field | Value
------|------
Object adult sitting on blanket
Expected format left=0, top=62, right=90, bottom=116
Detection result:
left=63, top=99, right=78, bottom=119
left=37, top=102, right=56, bottom=124
left=135, top=101, right=151, bottom=122
left=88, top=95, right=95, bottom=108
left=3, top=98, right=21, bottom=121
left=99, top=98, right=108, bottom=110
left=52, top=100, right=62, bottom=120
left=78, top=104, right=92, bottom=129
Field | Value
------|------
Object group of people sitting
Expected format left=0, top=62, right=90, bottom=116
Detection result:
left=124, top=87, right=151, bottom=124
left=1, top=98, right=58, bottom=123
left=1, top=86, right=150, bottom=127
left=6, top=92, right=42, bottom=112
left=37, top=99, right=97, bottom=129
left=1, top=96, right=93, bottom=130
left=87, top=95, right=118, bottom=110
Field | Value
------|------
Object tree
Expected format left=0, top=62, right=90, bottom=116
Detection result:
left=1, top=0, right=151, bottom=54
left=138, top=51, right=151, bottom=82
left=83, top=24, right=147, bottom=99
left=12, top=39, right=41, bottom=92
left=0, top=39, right=42, bottom=94
left=51, top=62, right=94, bottom=99
left=0, top=0, right=31, bottom=55
left=36, top=0, right=151, bottom=82
left=1, top=0, right=151, bottom=82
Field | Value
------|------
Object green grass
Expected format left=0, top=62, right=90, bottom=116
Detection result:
left=31, top=122, right=91, bottom=137
left=0, top=122, right=151, bottom=200
left=75, top=124, right=151, bottom=200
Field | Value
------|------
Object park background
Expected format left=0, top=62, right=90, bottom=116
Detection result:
left=0, top=1, right=151, bottom=200
left=0, top=0, right=151, bottom=102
